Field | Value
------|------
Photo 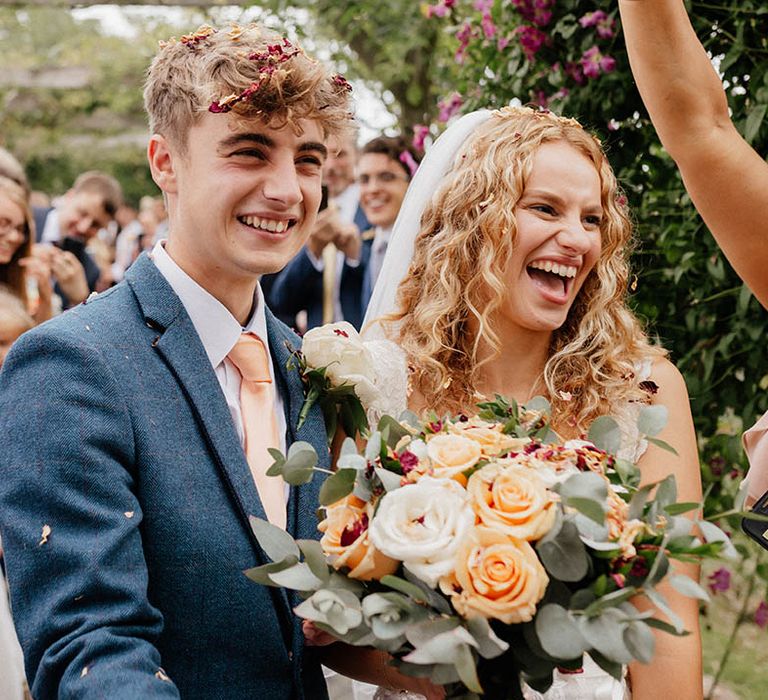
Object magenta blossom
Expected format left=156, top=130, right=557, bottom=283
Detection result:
left=438, top=92, right=463, bottom=122
left=412, top=124, right=430, bottom=152
left=708, top=567, right=731, bottom=594
left=756, top=600, right=768, bottom=629
left=511, top=0, right=553, bottom=28
left=497, top=35, right=511, bottom=51
left=579, top=10, right=615, bottom=39
left=454, top=21, right=476, bottom=64
left=481, top=13, right=496, bottom=39
left=516, top=24, right=548, bottom=60
left=580, top=46, right=616, bottom=79
left=473, top=0, right=493, bottom=12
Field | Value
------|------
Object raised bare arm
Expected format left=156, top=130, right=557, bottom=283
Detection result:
left=619, top=0, right=768, bottom=308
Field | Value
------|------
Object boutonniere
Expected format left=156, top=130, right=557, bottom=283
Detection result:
left=287, top=322, right=376, bottom=443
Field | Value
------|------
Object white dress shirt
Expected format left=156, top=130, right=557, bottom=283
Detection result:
left=150, top=241, right=289, bottom=501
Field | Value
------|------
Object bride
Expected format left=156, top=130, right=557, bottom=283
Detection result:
left=360, top=107, right=703, bottom=699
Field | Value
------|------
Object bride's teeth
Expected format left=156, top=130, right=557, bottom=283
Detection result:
left=544, top=261, right=552, bottom=272
left=551, top=263, right=560, bottom=276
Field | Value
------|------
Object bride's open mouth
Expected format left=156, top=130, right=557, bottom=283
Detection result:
left=526, top=259, right=577, bottom=301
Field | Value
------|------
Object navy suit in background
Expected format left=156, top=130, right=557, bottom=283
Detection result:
left=0, top=253, right=330, bottom=699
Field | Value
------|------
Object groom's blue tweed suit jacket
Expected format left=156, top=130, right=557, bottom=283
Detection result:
left=0, top=254, right=331, bottom=700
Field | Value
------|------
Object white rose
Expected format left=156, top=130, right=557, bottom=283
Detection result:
left=301, top=322, right=378, bottom=406
left=369, top=477, right=475, bottom=588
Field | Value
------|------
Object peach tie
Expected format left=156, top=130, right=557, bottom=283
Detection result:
left=228, top=333, right=286, bottom=530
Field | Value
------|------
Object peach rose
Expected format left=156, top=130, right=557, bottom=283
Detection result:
left=440, top=527, right=548, bottom=624
left=319, top=495, right=398, bottom=580
left=426, top=433, right=483, bottom=481
left=467, top=463, right=557, bottom=541
left=450, top=421, right=531, bottom=458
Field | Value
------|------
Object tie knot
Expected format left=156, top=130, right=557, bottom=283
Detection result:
left=228, top=333, right=272, bottom=384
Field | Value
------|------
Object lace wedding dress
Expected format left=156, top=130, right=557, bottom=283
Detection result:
left=325, top=341, right=650, bottom=700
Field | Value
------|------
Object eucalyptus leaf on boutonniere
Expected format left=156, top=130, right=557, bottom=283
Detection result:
left=289, top=322, right=377, bottom=443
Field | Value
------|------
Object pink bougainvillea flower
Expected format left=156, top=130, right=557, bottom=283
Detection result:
left=497, top=35, right=512, bottom=51
left=756, top=600, right=768, bottom=629
left=399, top=151, right=419, bottom=178
left=579, top=10, right=616, bottom=39
left=454, top=21, right=476, bottom=64
left=438, top=92, right=463, bottom=122
left=412, top=124, right=430, bottom=152
left=708, top=567, right=731, bottom=594
left=511, top=0, right=553, bottom=28
left=580, top=46, right=616, bottom=79
left=474, top=0, right=493, bottom=12
left=515, top=25, right=548, bottom=60
left=481, top=13, right=497, bottom=39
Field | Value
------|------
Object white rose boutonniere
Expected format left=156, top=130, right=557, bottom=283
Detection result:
left=292, top=322, right=378, bottom=441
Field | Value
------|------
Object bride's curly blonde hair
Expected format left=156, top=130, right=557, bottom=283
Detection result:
left=387, top=107, right=664, bottom=430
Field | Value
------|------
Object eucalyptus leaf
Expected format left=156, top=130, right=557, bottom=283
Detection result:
left=406, top=617, right=461, bottom=648
left=669, top=574, right=710, bottom=601
left=336, top=452, right=367, bottom=471
left=282, top=442, right=318, bottom=485
left=637, top=404, right=668, bottom=437
left=565, top=497, right=606, bottom=525
left=377, top=415, right=411, bottom=448
left=644, top=616, right=691, bottom=636
left=404, top=626, right=477, bottom=665
left=525, top=395, right=552, bottom=415
left=243, top=555, right=299, bottom=587
left=628, top=483, right=654, bottom=521
left=297, top=539, right=331, bottom=582
left=664, top=502, right=701, bottom=516
left=579, top=609, right=634, bottom=664
left=398, top=409, right=421, bottom=430
left=623, top=620, right=655, bottom=664
left=318, top=468, right=357, bottom=506
left=249, top=516, right=300, bottom=562
left=583, top=587, right=639, bottom=617
left=402, top=569, right=453, bottom=614
left=588, top=650, right=624, bottom=681
left=587, top=416, right=622, bottom=454
left=466, top=617, right=510, bottom=659
left=375, top=466, right=403, bottom=492
left=340, top=437, right=359, bottom=457
left=698, top=520, right=739, bottom=560
left=429, top=663, right=462, bottom=685
left=268, top=562, right=325, bottom=591
left=653, top=475, right=677, bottom=509
left=535, top=604, right=589, bottom=659
left=381, top=574, right=429, bottom=604
left=365, top=431, right=382, bottom=461
left=645, top=436, right=678, bottom=455
left=559, top=471, right=609, bottom=502
left=454, top=641, right=483, bottom=693
left=537, top=516, right=590, bottom=581
left=643, top=587, right=685, bottom=634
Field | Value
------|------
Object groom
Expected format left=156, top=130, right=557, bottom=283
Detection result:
left=0, top=24, right=352, bottom=699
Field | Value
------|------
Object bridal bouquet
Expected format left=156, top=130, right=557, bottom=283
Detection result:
left=248, top=396, right=731, bottom=699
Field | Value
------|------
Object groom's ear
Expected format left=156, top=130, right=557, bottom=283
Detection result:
left=147, top=134, right=179, bottom=195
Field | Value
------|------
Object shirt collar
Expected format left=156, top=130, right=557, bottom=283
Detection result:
left=150, top=240, right=268, bottom=369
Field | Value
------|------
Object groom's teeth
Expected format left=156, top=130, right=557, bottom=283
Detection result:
left=241, top=216, right=291, bottom=232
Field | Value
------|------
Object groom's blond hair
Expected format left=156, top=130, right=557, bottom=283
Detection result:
left=143, top=23, right=353, bottom=151
left=391, top=107, right=664, bottom=431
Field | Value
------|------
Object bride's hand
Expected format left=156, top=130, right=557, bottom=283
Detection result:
left=302, top=619, right=338, bottom=646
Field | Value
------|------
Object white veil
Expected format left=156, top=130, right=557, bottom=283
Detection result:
left=361, top=109, right=493, bottom=340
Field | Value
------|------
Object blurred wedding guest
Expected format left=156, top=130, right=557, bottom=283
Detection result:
left=111, top=203, right=142, bottom=283
left=354, top=135, right=421, bottom=310
left=266, top=133, right=369, bottom=330
left=0, top=177, right=54, bottom=324
left=38, top=170, right=122, bottom=306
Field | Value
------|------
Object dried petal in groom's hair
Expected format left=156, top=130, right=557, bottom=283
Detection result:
left=143, top=23, right=355, bottom=152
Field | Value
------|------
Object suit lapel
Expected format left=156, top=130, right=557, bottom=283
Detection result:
left=266, top=310, right=330, bottom=543
left=126, top=255, right=272, bottom=540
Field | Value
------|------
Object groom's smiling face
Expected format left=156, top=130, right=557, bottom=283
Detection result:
left=503, top=140, right=603, bottom=334
left=150, top=111, right=326, bottom=308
